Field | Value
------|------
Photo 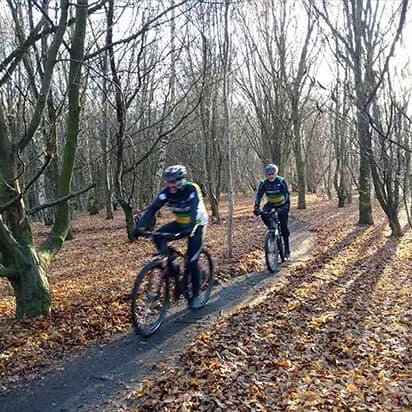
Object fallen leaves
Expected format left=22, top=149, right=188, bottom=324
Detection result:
left=1, top=194, right=411, bottom=411
left=346, top=383, right=358, bottom=393
left=122, top=196, right=412, bottom=411
left=0, top=196, right=272, bottom=392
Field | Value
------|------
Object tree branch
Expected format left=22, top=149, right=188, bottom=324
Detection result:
left=0, top=0, right=108, bottom=79
left=16, top=0, right=70, bottom=151
left=0, top=217, right=24, bottom=261
left=364, top=0, right=409, bottom=109
left=0, top=263, right=18, bottom=278
left=84, top=0, right=194, bottom=61
left=0, top=154, right=51, bottom=214
left=0, top=13, right=46, bottom=85
left=27, top=183, right=95, bottom=216
left=365, top=110, right=412, bottom=153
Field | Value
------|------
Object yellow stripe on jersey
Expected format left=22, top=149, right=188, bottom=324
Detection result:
left=176, top=215, right=191, bottom=225
left=267, top=193, right=285, bottom=206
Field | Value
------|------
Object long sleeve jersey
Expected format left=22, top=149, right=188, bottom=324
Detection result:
left=254, top=176, right=290, bottom=209
left=136, top=181, right=208, bottom=232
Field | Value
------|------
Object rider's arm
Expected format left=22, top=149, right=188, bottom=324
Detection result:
left=282, top=179, right=290, bottom=210
left=134, top=191, right=167, bottom=231
left=181, top=190, right=199, bottom=235
left=254, top=181, right=265, bottom=208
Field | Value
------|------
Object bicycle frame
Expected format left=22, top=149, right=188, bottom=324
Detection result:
left=258, top=210, right=281, bottom=234
left=257, top=209, right=285, bottom=271
left=131, top=229, right=214, bottom=336
left=138, top=231, right=189, bottom=301
left=269, top=213, right=280, bottom=232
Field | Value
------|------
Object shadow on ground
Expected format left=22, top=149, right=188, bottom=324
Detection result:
left=0, top=221, right=312, bottom=412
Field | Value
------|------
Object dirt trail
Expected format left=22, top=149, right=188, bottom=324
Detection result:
left=0, top=222, right=313, bottom=412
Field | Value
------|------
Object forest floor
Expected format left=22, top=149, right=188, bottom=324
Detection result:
left=0, top=195, right=411, bottom=411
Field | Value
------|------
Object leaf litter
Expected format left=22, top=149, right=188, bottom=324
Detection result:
left=0, top=195, right=411, bottom=412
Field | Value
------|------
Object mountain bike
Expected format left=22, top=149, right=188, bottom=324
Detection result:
left=257, top=209, right=285, bottom=273
left=130, top=231, right=214, bottom=337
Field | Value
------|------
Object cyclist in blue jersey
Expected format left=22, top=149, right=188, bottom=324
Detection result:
left=253, top=164, right=291, bottom=258
left=133, top=165, right=208, bottom=309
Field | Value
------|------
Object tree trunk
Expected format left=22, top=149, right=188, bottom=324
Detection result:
left=153, top=1, right=176, bottom=196
left=205, top=119, right=221, bottom=223
left=223, top=0, right=233, bottom=256
left=358, top=116, right=373, bottom=225
left=106, top=0, right=133, bottom=240
left=100, top=50, right=113, bottom=220
left=294, top=133, right=306, bottom=209
left=388, top=210, right=403, bottom=238
left=45, top=0, right=88, bottom=254
left=11, top=247, right=51, bottom=318
left=86, top=131, right=99, bottom=215
left=102, top=135, right=113, bottom=220
left=43, top=88, right=60, bottom=226
left=0, top=0, right=71, bottom=319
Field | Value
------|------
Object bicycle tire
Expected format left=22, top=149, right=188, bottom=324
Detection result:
left=265, top=231, right=279, bottom=273
left=130, top=261, right=170, bottom=337
left=277, top=235, right=285, bottom=262
left=185, top=249, right=214, bottom=310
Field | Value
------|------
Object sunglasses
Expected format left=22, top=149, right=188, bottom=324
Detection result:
left=267, top=172, right=276, bottom=176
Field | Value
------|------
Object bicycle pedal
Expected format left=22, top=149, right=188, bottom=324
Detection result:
left=174, top=284, right=183, bottom=300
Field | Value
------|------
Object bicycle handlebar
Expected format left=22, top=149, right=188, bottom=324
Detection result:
left=256, top=209, right=278, bottom=216
left=136, top=230, right=190, bottom=241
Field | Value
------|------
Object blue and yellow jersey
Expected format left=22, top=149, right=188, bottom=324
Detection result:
left=163, top=182, right=208, bottom=228
left=254, top=176, right=290, bottom=209
left=136, top=181, right=208, bottom=231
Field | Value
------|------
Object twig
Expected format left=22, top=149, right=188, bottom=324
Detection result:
left=0, top=264, right=18, bottom=278
left=0, top=154, right=51, bottom=214
left=27, top=183, right=95, bottom=215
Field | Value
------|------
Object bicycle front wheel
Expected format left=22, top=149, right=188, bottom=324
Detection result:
left=130, top=261, right=170, bottom=337
left=265, top=231, right=279, bottom=273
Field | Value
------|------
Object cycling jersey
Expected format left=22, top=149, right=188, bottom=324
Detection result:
left=136, top=181, right=208, bottom=231
left=254, top=176, right=290, bottom=209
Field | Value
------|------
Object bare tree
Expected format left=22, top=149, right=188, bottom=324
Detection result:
left=237, top=0, right=319, bottom=209
left=222, top=0, right=234, bottom=256
left=0, top=0, right=89, bottom=318
left=314, top=0, right=409, bottom=225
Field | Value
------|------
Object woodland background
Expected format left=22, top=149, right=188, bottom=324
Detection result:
left=0, top=0, right=411, bottom=320
left=0, top=1, right=411, bottom=408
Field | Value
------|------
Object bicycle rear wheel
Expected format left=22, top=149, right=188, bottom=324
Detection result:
left=186, top=249, right=214, bottom=310
left=130, top=261, right=170, bottom=337
left=265, top=231, right=279, bottom=273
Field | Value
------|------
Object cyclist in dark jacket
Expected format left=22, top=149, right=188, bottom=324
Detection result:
left=253, top=163, right=291, bottom=257
left=133, top=165, right=208, bottom=309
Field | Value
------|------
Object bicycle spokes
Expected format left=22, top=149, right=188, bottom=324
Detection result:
left=145, top=271, right=163, bottom=301
left=193, top=250, right=213, bottom=309
left=131, top=265, right=169, bottom=335
left=131, top=248, right=214, bottom=336
left=265, top=232, right=279, bottom=273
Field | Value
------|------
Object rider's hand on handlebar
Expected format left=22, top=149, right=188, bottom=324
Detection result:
left=253, top=207, right=261, bottom=216
left=132, top=227, right=144, bottom=241
left=173, top=229, right=191, bottom=240
left=163, top=233, right=180, bottom=241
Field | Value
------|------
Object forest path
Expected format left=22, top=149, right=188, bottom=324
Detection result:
left=0, top=221, right=313, bottom=412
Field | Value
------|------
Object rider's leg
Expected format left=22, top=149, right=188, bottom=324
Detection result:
left=278, top=210, right=290, bottom=256
left=153, top=222, right=180, bottom=253
left=187, top=225, right=204, bottom=309
left=261, top=203, right=272, bottom=228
